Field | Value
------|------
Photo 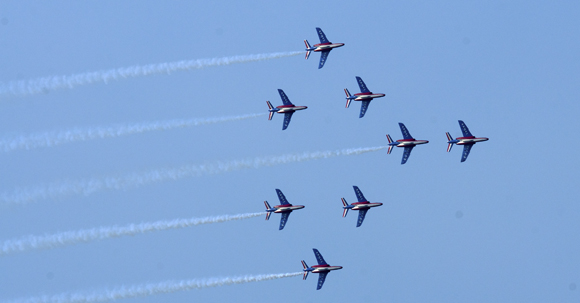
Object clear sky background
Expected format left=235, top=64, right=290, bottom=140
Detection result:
left=0, top=1, right=579, bottom=302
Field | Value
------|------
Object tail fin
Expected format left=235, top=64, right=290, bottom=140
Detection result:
left=446, top=132, right=454, bottom=152
left=301, top=260, right=309, bottom=280
left=386, top=134, right=394, bottom=154
left=446, top=132, right=453, bottom=141
left=344, top=88, right=352, bottom=108
left=264, top=201, right=272, bottom=220
left=266, top=101, right=274, bottom=120
left=341, top=198, right=349, bottom=217
left=304, top=40, right=312, bottom=59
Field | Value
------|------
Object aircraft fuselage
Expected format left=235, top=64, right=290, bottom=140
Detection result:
left=273, top=205, right=305, bottom=213
left=274, top=105, right=307, bottom=114
left=456, top=136, right=489, bottom=145
left=312, top=42, right=344, bottom=52
left=311, top=264, right=343, bottom=273
left=395, top=139, right=429, bottom=147
left=353, top=92, right=386, bottom=101
left=350, top=201, right=383, bottom=210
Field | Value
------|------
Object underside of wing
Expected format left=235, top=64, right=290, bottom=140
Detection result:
left=401, top=146, right=414, bottom=164
left=458, top=120, right=473, bottom=137
left=278, top=89, right=292, bottom=106
left=318, top=50, right=331, bottom=69
left=282, top=112, right=294, bottom=130
left=316, top=272, right=329, bottom=290
left=356, top=76, right=370, bottom=93
left=275, top=189, right=290, bottom=205
left=316, top=27, right=330, bottom=44
left=313, top=249, right=327, bottom=265
left=279, top=212, right=290, bottom=230
left=461, top=144, right=473, bottom=162
left=356, top=208, right=369, bottom=227
left=399, top=123, right=413, bottom=139
left=359, top=100, right=371, bottom=118
left=353, top=186, right=367, bottom=202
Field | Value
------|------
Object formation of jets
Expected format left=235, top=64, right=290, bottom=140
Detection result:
left=262, top=28, right=490, bottom=290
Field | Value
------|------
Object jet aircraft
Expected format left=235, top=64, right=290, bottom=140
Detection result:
left=341, top=186, right=383, bottom=227
left=344, top=76, right=386, bottom=118
left=446, top=120, right=489, bottom=162
left=301, top=248, right=343, bottom=290
left=304, top=27, right=344, bottom=69
left=264, top=189, right=305, bottom=230
left=267, top=89, right=307, bottom=130
left=387, top=123, right=429, bottom=164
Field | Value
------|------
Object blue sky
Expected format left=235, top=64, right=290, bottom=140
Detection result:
left=0, top=1, right=579, bottom=302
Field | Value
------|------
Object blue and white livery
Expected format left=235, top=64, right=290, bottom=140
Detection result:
left=304, top=27, right=344, bottom=69
left=446, top=120, right=489, bottom=162
left=386, top=123, right=429, bottom=164
left=301, top=248, right=343, bottom=290
left=341, top=186, right=383, bottom=227
left=267, top=89, right=307, bottom=130
left=344, top=76, right=386, bottom=118
left=264, top=189, right=305, bottom=230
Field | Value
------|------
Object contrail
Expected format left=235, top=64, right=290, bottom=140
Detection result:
left=0, top=212, right=264, bottom=256
left=0, top=113, right=265, bottom=152
left=0, top=146, right=387, bottom=206
left=0, top=51, right=302, bottom=97
left=3, top=272, right=302, bottom=303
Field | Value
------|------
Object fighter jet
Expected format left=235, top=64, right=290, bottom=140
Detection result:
left=446, top=120, right=489, bottom=162
left=304, top=27, right=344, bottom=69
left=387, top=123, right=429, bottom=164
left=344, top=76, right=386, bottom=118
left=264, top=189, right=305, bottom=230
left=341, top=186, right=383, bottom=227
left=267, top=89, right=307, bottom=130
left=301, top=249, right=343, bottom=290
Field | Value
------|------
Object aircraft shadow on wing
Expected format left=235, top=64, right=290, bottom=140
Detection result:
left=304, top=27, right=344, bottom=69
left=301, top=248, right=342, bottom=290
left=386, top=123, right=429, bottom=164
left=341, top=186, right=383, bottom=227
left=266, top=89, right=307, bottom=130
left=264, top=189, right=304, bottom=230
left=344, top=76, right=386, bottom=118
left=446, top=120, right=489, bottom=162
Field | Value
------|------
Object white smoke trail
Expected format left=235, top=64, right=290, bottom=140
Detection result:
left=0, top=51, right=302, bottom=97
left=0, top=113, right=265, bottom=152
left=0, top=146, right=387, bottom=206
left=4, top=272, right=302, bottom=303
left=0, top=212, right=264, bottom=256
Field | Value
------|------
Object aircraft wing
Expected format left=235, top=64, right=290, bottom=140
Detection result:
left=353, top=186, right=367, bottom=202
left=316, top=27, right=330, bottom=44
left=278, top=89, right=292, bottom=106
left=282, top=112, right=294, bottom=130
left=458, top=120, right=474, bottom=137
left=275, top=189, right=290, bottom=205
left=316, top=271, right=329, bottom=290
left=359, top=100, right=371, bottom=118
left=313, top=248, right=328, bottom=265
left=401, top=146, right=414, bottom=164
left=279, top=212, right=290, bottom=230
left=356, top=208, right=369, bottom=227
left=399, top=123, right=414, bottom=139
left=461, top=144, right=473, bottom=162
left=318, top=50, right=331, bottom=69
left=356, top=76, right=370, bottom=93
